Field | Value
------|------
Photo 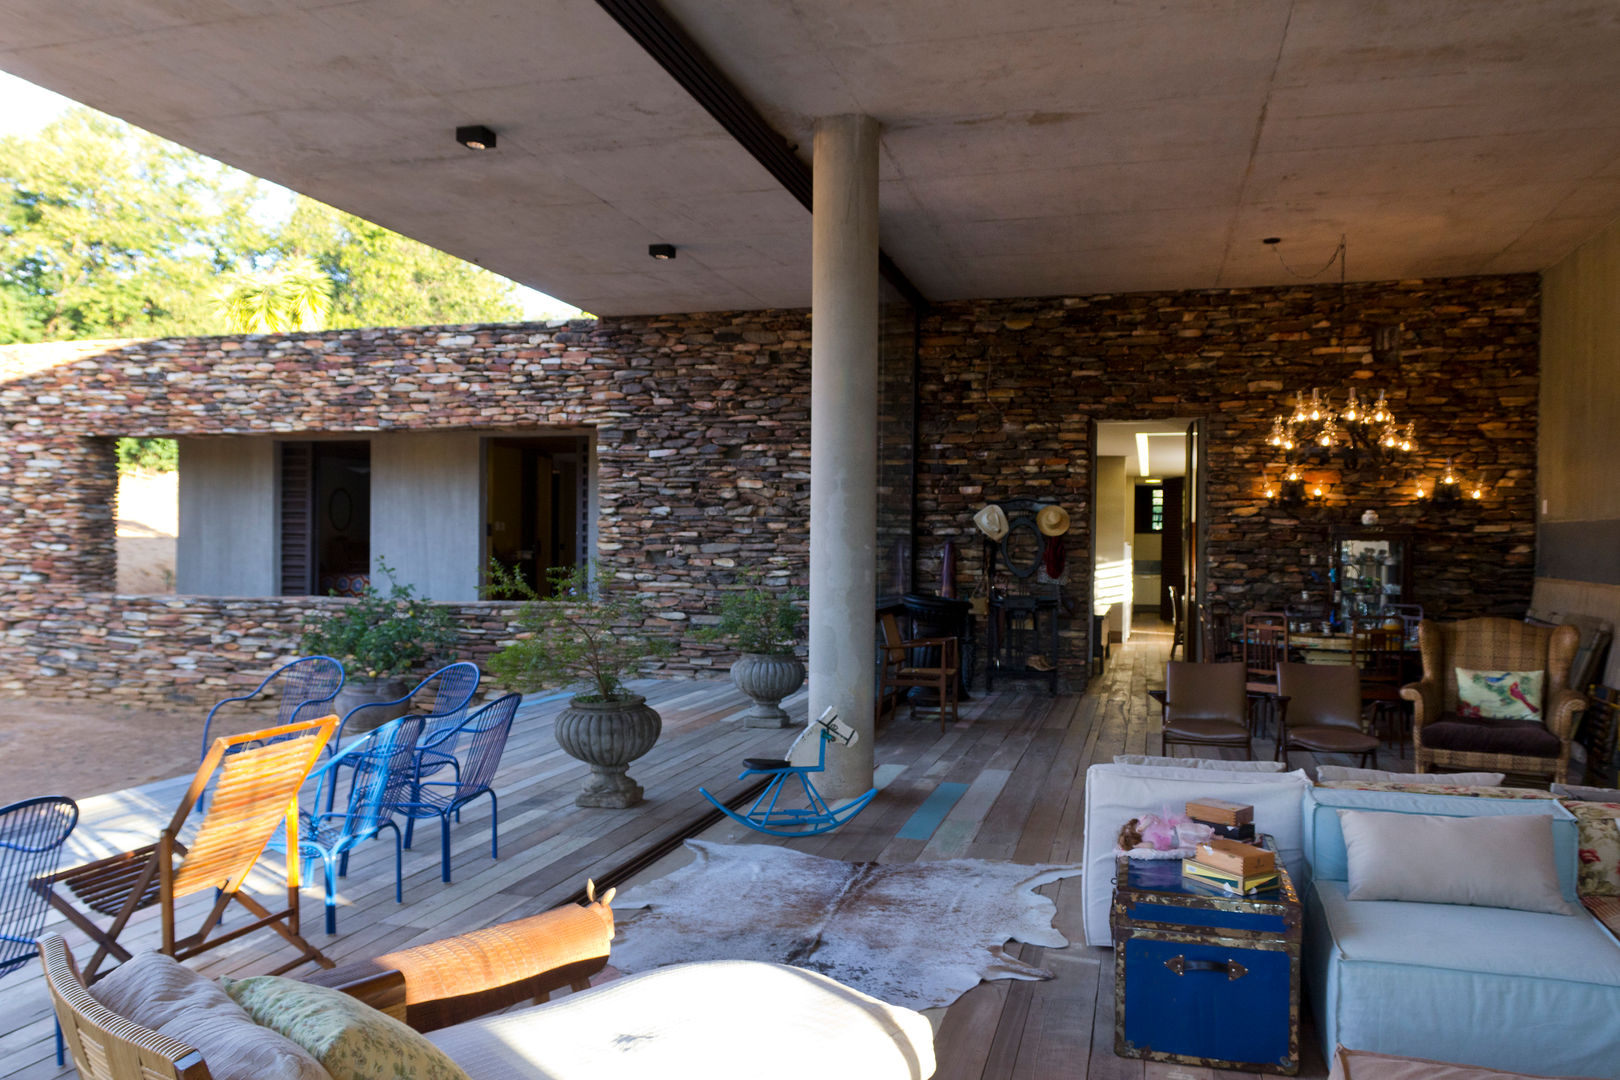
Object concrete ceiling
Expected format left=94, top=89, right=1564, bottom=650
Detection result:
left=3, top=1, right=1619, bottom=315
left=1096, top=420, right=1191, bottom=479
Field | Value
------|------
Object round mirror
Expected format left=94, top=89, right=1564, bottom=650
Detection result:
left=1002, top=519, right=1043, bottom=579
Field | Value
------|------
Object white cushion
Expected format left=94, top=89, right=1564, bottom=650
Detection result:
left=1316, top=765, right=1504, bottom=786
left=426, top=960, right=934, bottom=1080
left=1337, top=809, right=1571, bottom=915
left=1114, top=754, right=1286, bottom=772
left=90, top=952, right=332, bottom=1080
left=1081, top=763, right=1312, bottom=945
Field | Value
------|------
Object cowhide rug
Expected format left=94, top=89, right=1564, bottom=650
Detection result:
left=610, top=840, right=1084, bottom=1010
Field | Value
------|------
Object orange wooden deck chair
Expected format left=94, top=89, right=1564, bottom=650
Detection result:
left=37, top=715, right=338, bottom=982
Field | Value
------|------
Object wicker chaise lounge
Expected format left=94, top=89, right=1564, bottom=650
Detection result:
left=42, top=883, right=937, bottom=1080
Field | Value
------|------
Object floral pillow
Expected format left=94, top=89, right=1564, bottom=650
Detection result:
left=222, top=976, right=469, bottom=1080
left=1455, top=667, right=1544, bottom=721
left=1561, top=800, right=1620, bottom=897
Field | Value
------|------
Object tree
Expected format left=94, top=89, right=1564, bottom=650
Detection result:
left=0, top=106, right=526, bottom=343
left=215, top=255, right=333, bottom=333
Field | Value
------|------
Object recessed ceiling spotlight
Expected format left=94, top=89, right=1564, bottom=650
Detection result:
left=1262, top=237, right=1282, bottom=245
left=455, top=125, right=497, bottom=150
left=648, top=243, right=677, bottom=260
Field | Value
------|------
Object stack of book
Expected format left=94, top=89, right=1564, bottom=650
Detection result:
left=1182, top=836, right=1278, bottom=894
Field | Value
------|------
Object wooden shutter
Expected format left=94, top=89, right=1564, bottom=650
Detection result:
left=279, top=441, right=315, bottom=595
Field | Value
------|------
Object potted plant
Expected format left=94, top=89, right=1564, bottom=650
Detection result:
left=299, top=560, right=459, bottom=729
left=696, top=570, right=806, bottom=728
left=486, top=562, right=675, bottom=808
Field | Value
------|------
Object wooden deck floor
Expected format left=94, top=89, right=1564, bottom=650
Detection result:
left=2, top=623, right=1410, bottom=1080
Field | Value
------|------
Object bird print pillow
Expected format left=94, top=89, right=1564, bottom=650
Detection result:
left=1456, top=667, right=1544, bottom=721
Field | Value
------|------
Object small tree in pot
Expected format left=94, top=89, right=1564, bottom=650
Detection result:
left=486, top=562, right=675, bottom=808
left=696, top=570, right=806, bottom=728
left=299, top=560, right=458, bottom=729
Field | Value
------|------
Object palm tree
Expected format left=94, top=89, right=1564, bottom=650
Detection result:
left=215, top=256, right=332, bottom=333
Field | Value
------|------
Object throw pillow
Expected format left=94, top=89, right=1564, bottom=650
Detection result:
left=1560, top=800, right=1620, bottom=896
left=1552, top=782, right=1620, bottom=803
left=1112, top=754, right=1286, bottom=773
left=1336, top=809, right=1571, bottom=915
left=91, top=953, right=332, bottom=1080
left=1315, top=765, right=1504, bottom=785
left=1455, top=667, right=1544, bottom=721
left=223, top=976, right=470, bottom=1080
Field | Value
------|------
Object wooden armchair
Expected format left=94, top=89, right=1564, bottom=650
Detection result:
left=1403, top=617, right=1586, bottom=784
left=877, top=612, right=960, bottom=732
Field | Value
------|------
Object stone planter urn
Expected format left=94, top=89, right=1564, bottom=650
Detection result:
left=730, top=652, right=805, bottom=728
left=554, top=694, right=663, bottom=808
left=331, top=676, right=408, bottom=732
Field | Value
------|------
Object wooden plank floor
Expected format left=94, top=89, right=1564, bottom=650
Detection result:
left=3, top=622, right=1413, bottom=1080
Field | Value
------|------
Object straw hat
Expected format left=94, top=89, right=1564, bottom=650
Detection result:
left=1036, top=505, right=1071, bottom=537
left=973, top=504, right=1009, bottom=542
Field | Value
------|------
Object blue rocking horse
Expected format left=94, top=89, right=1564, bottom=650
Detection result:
left=699, top=708, right=878, bottom=837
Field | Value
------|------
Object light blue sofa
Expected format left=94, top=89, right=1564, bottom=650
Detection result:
left=1301, top=787, right=1620, bottom=1078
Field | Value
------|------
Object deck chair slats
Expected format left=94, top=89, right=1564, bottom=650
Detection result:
left=40, top=716, right=337, bottom=982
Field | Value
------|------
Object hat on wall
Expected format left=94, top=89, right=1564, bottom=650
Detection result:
left=973, top=504, right=1009, bottom=542
left=1037, top=505, right=1071, bottom=537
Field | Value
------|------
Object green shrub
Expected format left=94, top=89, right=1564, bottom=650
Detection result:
left=485, top=562, right=674, bottom=702
left=694, top=569, right=805, bottom=654
left=299, top=560, right=459, bottom=680
left=115, top=437, right=178, bottom=473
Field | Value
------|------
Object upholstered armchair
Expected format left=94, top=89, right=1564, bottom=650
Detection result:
left=1403, top=617, right=1585, bottom=784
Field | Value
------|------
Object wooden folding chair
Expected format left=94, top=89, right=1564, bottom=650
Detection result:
left=36, top=716, right=338, bottom=982
left=877, top=613, right=961, bottom=732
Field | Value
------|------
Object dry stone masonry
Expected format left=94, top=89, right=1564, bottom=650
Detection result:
left=0, top=274, right=1538, bottom=705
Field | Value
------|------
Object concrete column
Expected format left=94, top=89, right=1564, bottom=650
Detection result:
left=803, top=114, right=879, bottom=797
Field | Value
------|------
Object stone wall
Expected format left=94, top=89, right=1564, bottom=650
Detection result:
left=0, top=316, right=813, bottom=704
left=0, top=275, right=1541, bottom=706
left=914, top=276, right=1541, bottom=669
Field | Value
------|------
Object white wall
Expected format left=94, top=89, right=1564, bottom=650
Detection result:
left=176, top=437, right=277, bottom=596
left=371, top=432, right=484, bottom=602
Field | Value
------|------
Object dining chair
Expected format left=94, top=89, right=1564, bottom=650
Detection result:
left=1149, top=661, right=1251, bottom=759
left=199, top=655, right=344, bottom=761
left=1352, top=619, right=1409, bottom=755
left=399, top=693, right=520, bottom=883
left=1167, top=584, right=1186, bottom=659
left=1240, top=610, right=1290, bottom=737
left=1275, top=661, right=1380, bottom=770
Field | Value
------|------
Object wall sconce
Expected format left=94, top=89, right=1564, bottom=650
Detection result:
left=455, top=125, right=497, bottom=150
left=1264, top=466, right=1309, bottom=506
left=1372, top=323, right=1403, bottom=364
left=1428, top=457, right=1487, bottom=507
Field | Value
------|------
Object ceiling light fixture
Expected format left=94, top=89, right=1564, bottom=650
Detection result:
left=648, top=243, right=677, bottom=260
left=455, top=125, right=497, bottom=150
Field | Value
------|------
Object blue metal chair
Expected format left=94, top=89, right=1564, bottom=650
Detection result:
left=331, top=661, right=480, bottom=754
left=200, top=655, right=344, bottom=760
left=699, top=709, right=878, bottom=837
left=271, top=714, right=424, bottom=935
left=3, top=796, right=78, bottom=1066
left=398, top=693, right=520, bottom=882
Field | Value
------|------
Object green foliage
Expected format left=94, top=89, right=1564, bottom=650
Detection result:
left=485, top=562, right=675, bottom=702
left=299, top=560, right=459, bottom=680
left=214, top=255, right=332, bottom=333
left=0, top=106, right=525, bottom=344
left=115, top=437, right=177, bottom=474
left=694, top=569, right=805, bottom=655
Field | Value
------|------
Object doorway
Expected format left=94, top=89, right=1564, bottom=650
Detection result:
left=484, top=435, right=589, bottom=596
left=279, top=440, right=371, bottom=596
left=1093, top=420, right=1202, bottom=649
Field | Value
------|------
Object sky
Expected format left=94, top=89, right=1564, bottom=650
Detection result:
left=0, top=69, right=585, bottom=320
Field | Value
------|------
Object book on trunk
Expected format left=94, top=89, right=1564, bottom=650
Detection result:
left=1181, top=859, right=1281, bottom=894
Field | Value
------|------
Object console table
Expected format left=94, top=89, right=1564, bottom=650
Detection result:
left=985, top=590, right=1059, bottom=694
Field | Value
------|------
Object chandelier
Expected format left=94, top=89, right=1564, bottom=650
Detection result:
left=1266, top=387, right=1415, bottom=471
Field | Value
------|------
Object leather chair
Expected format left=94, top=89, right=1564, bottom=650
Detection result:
left=1150, top=661, right=1251, bottom=759
left=1404, top=617, right=1586, bottom=784
left=1275, top=661, right=1380, bottom=769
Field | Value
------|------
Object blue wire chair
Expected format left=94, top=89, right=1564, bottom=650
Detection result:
left=200, top=655, right=344, bottom=761
left=270, top=714, right=424, bottom=935
left=699, top=709, right=878, bottom=837
left=3, top=796, right=78, bottom=1066
left=398, top=693, right=520, bottom=882
left=325, top=661, right=480, bottom=809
